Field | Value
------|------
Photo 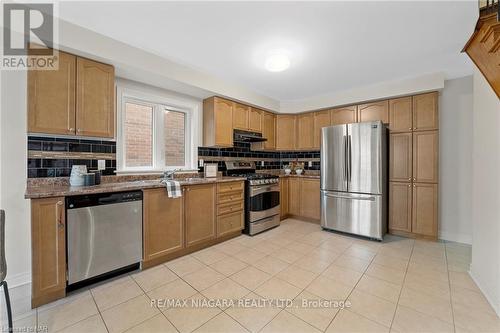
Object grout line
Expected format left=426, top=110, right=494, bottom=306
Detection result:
left=89, top=287, right=111, bottom=333
left=444, top=243, right=458, bottom=333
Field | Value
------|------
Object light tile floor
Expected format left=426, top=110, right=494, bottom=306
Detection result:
left=3, top=218, right=500, bottom=333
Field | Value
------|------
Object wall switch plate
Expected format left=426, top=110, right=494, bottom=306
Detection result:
left=199, top=159, right=204, bottom=167
left=261, top=161, right=265, bottom=167
left=97, top=160, right=106, bottom=170
left=308, top=161, right=313, bottom=167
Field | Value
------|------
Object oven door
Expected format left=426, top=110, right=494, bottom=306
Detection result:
left=248, top=183, right=280, bottom=222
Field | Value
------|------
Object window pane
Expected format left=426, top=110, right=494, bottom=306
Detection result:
left=164, top=110, right=185, bottom=166
left=124, top=102, right=153, bottom=167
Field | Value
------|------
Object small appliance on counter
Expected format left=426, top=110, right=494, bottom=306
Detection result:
left=69, top=165, right=87, bottom=186
left=204, top=164, right=218, bottom=178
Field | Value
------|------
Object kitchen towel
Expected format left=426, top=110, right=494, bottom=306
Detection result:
left=162, top=180, right=182, bottom=198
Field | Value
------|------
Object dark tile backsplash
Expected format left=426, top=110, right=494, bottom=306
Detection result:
left=198, top=141, right=321, bottom=173
left=27, top=136, right=116, bottom=178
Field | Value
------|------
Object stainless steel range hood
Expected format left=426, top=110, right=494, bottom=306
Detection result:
left=233, top=130, right=267, bottom=143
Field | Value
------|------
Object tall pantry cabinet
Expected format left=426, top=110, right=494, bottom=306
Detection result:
left=388, top=92, right=439, bottom=239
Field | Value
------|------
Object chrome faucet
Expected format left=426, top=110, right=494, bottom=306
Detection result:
left=163, top=169, right=181, bottom=180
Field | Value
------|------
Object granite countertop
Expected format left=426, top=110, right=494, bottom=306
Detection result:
left=25, top=177, right=246, bottom=199
left=279, top=174, right=320, bottom=179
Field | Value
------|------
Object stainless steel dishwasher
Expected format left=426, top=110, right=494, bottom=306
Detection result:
left=66, top=191, right=143, bottom=288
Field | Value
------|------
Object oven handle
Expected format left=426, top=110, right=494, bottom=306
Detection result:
left=249, top=184, right=280, bottom=196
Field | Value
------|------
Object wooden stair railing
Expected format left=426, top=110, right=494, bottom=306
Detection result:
left=463, top=1, right=500, bottom=98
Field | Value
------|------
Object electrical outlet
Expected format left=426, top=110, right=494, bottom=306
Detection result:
left=261, top=161, right=265, bottom=167
left=97, top=160, right=106, bottom=170
left=199, top=159, right=204, bottom=167
left=308, top=161, right=313, bottom=167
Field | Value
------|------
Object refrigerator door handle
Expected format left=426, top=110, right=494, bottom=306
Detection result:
left=324, top=192, right=376, bottom=201
left=342, top=135, right=347, bottom=186
left=347, top=135, right=352, bottom=183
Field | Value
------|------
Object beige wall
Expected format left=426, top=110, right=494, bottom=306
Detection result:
left=470, top=66, right=500, bottom=316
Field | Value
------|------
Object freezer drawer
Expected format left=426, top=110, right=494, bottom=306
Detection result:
left=320, top=190, right=385, bottom=240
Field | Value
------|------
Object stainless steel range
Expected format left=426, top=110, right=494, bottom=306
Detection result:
left=226, top=161, right=280, bottom=235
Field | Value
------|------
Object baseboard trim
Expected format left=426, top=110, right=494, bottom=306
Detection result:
left=439, top=230, right=472, bottom=244
left=469, top=268, right=500, bottom=317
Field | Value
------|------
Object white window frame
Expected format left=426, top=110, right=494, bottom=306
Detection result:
left=116, top=80, right=198, bottom=173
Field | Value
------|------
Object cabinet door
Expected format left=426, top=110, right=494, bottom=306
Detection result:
left=413, top=131, right=438, bottom=183
left=313, top=110, right=331, bottom=148
left=276, top=115, right=297, bottom=150
left=185, top=184, right=216, bottom=247
left=28, top=51, right=76, bottom=135
left=288, top=177, right=301, bottom=215
left=297, top=113, right=314, bottom=149
left=31, top=197, right=66, bottom=307
left=389, top=97, right=412, bottom=132
left=233, top=103, right=249, bottom=130
left=300, top=179, right=320, bottom=220
left=388, top=182, right=412, bottom=233
left=214, top=98, right=234, bottom=146
left=357, top=100, right=389, bottom=124
left=331, top=106, right=357, bottom=125
left=389, top=133, right=412, bottom=182
left=76, top=58, right=115, bottom=138
left=143, top=189, right=184, bottom=263
left=249, top=107, right=263, bottom=132
left=263, top=112, right=276, bottom=150
left=412, top=183, right=438, bottom=237
left=280, top=177, right=289, bottom=218
left=413, top=92, right=438, bottom=131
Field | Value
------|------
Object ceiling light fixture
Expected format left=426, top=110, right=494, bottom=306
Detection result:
left=265, top=53, right=290, bottom=72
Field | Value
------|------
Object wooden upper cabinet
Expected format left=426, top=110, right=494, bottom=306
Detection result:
left=288, top=177, right=300, bottom=215
left=413, top=92, right=438, bottom=131
left=249, top=107, right=263, bottom=132
left=412, top=183, right=438, bottom=237
left=261, top=112, right=276, bottom=150
left=389, top=182, right=412, bottom=233
left=389, top=133, right=412, bottom=182
left=185, top=184, right=216, bottom=248
left=300, top=178, right=320, bottom=220
left=31, top=197, right=66, bottom=307
left=357, top=100, right=389, bottom=124
left=143, top=189, right=184, bottom=264
left=276, top=115, right=297, bottom=150
left=76, top=58, right=115, bottom=138
left=389, top=97, right=412, bottom=132
left=413, top=131, right=438, bottom=183
left=297, top=113, right=314, bottom=150
left=233, top=103, right=249, bottom=130
left=28, top=51, right=76, bottom=135
left=203, top=97, right=233, bottom=147
left=313, top=110, right=331, bottom=149
left=331, top=105, right=357, bottom=125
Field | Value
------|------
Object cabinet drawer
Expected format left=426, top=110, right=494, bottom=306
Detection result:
left=217, top=211, right=244, bottom=237
left=217, top=191, right=244, bottom=204
left=217, top=181, right=244, bottom=193
left=217, top=201, right=244, bottom=215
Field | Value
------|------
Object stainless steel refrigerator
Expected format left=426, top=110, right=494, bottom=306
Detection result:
left=320, top=121, right=387, bottom=240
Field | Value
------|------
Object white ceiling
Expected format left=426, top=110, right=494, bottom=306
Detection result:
left=57, top=1, right=476, bottom=102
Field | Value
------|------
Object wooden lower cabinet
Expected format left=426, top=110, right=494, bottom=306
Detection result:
left=217, top=211, right=244, bottom=238
left=143, top=189, right=184, bottom=264
left=31, top=197, right=66, bottom=308
left=412, top=183, right=438, bottom=237
left=285, top=177, right=320, bottom=221
left=216, top=181, right=245, bottom=237
left=185, top=184, right=216, bottom=247
left=389, top=182, right=438, bottom=238
left=300, top=178, right=321, bottom=220
left=288, top=177, right=301, bottom=216
left=388, top=182, right=412, bottom=233
left=279, top=178, right=289, bottom=219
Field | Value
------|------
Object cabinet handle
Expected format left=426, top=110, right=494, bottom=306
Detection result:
left=56, top=201, right=64, bottom=228
left=408, top=184, right=411, bottom=188
left=413, top=127, right=417, bottom=130
left=408, top=178, right=411, bottom=181
left=413, top=178, right=416, bottom=181
left=413, top=184, right=416, bottom=188
left=68, top=128, right=74, bottom=132
left=409, top=127, right=412, bottom=130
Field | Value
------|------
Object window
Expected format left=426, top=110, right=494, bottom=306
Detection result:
left=117, top=84, right=197, bottom=173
